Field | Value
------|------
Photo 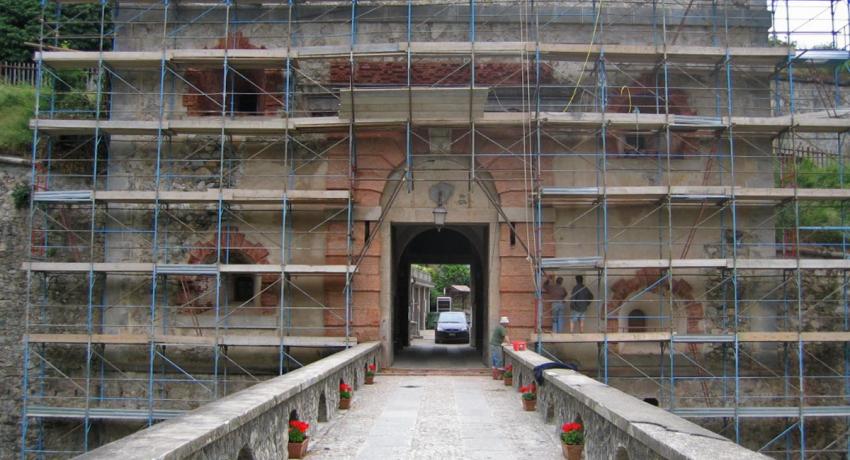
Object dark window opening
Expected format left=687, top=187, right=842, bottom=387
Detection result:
left=228, top=77, right=260, bottom=115
left=625, top=132, right=647, bottom=154
left=509, top=222, right=516, bottom=247
left=234, top=275, right=255, bottom=302
left=627, top=309, right=648, bottom=332
left=364, top=221, right=371, bottom=242
left=233, top=92, right=258, bottom=114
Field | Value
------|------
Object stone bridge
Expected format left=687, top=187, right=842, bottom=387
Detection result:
left=78, top=343, right=768, bottom=460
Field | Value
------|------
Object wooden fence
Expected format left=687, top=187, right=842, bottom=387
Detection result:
left=1, top=62, right=38, bottom=86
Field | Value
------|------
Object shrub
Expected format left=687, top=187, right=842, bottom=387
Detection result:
left=288, top=420, right=309, bottom=443
left=0, top=84, right=35, bottom=152
left=12, top=182, right=29, bottom=209
left=520, top=384, right=536, bottom=401
left=561, top=422, right=584, bottom=445
left=339, top=383, right=352, bottom=399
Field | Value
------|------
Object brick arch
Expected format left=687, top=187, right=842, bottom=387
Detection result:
left=605, top=76, right=701, bottom=157
left=607, top=268, right=703, bottom=334
left=176, top=228, right=276, bottom=314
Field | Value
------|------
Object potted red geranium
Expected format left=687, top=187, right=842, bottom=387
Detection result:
left=520, top=384, right=536, bottom=411
left=492, top=367, right=504, bottom=380
left=288, top=419, right=310, bottom=459
left=365, top=364, right=376, bottom=384
left=339, top=383, right=353, bottom=409
left=503, top=364, right=513, bottom=386
left=561, top=422, right=584, bottom=460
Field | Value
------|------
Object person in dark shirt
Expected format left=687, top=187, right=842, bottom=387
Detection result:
left=569, top=275, right=593, bottom=333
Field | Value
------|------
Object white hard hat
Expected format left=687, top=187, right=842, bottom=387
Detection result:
left=499, top=316, right=510, bottom=324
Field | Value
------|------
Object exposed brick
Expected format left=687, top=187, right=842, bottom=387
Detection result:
left=329, top=61, right=554, bottom=85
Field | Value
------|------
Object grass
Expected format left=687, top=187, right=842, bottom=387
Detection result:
left=0, top=83, right=35, bottom=153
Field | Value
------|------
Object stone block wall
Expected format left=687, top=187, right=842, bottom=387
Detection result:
left=77, top=343, right=381, bottom=460
left=503, top=346, right=770, bottom=460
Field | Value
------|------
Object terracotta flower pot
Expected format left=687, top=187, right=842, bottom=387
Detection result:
left=522, top=398, right=536, bottom=411
left=288, top=438, right=309, bottom=459
left=503, top=377, right=512, bottom=386
left=365, top=375, right=374, bottom=385
left=339, top=397, right=352, bottom=410
left=562, top=443, right=583, bottom=460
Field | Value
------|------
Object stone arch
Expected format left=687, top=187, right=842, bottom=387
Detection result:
left=615, top=446, right=630, bottom=460
left=545, top=404, right=555, bottom=424
left=607, top=268, right=703, bottom=334
left=177, top=228, right=275, bottom=314
left=318, top=392, right=329, bottom=423
left=236, top=445, right=254, bottom=460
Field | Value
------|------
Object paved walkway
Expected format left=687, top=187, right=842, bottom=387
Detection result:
left=392, top=331, right=485, bottom=369
left=309, top=375, right=562, bottom=460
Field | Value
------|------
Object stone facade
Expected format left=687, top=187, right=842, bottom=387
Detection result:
left=0, top=162, right=31, bottom=459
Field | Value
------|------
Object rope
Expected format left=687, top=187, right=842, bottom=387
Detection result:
left=562, top=0, right=604, bottom=113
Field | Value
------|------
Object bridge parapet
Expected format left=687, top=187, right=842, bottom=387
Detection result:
left=78, top=342, right=381, bottom=460
left=503, top=346, right=769, bottom=460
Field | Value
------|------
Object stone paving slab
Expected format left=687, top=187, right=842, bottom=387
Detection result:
left=309, top=375, right=562, bottom=460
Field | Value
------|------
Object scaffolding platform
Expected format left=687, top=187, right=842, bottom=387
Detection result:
left=539, top=258, right=850, bottom=270
left=25, top=406, right=185, bottom=421
left=539, top=186, right=850, bottom=206
left=25, top=334, right=357, bottom=348
left=32, top=189, right=350, bottom=205
left=532, top=332, right=850, bottom=344
left=35, top=44, right=790, bottom=70
left=22, top=262, right=355, bottom=275
left=32, top=112, right=850, bottom=136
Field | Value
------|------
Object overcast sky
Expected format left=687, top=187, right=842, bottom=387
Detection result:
left=771, top=1, right=850, bottom=48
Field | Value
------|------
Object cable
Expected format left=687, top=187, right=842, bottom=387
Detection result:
left=562, top=0, right=604, bottom=113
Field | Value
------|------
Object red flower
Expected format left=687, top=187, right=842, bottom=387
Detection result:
left=505, top=364, right=513, bottom=371
left=340, top=383, right=352, bottom=392
left=561, top=422, right=582, bottom=433
left=520, top=385, right=534, bottom=394
left=368, top=364, right=376, bottom=371
left=289, top=420, right=309, bottom=433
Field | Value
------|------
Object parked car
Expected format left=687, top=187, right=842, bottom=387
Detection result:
left=435, top=311, right=469, bottom=344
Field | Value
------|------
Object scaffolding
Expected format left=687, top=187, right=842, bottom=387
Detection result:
left=18, top=0, right=850, bottom=457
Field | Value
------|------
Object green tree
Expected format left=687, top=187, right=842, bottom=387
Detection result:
left=428, top=264, right=471, bottom=302
left=0, top=0, right=111, bottom=62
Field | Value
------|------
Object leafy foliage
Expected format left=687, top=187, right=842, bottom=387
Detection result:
left=0, top=0, right=111, bottom=62
left=0, top=84, right=35, bottom=152
left=421, top=264, right=471, bottom=303
left=778, top=159, right=848, bottom=244
left=12, top=182, right=30, bottom=209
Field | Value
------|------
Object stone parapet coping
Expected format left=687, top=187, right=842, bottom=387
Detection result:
left=503, top=346, right=769, bottom=460
left=78, top=342, right=380, bottom=459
